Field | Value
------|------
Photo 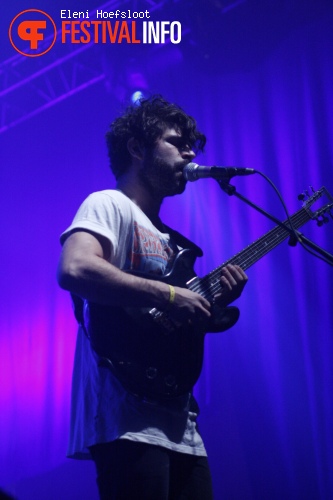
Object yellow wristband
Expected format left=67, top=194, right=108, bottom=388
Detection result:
left=168, top=284, right=176, bottom=305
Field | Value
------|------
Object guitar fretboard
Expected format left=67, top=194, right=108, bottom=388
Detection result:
left=189, top=206, right=310, bottom=299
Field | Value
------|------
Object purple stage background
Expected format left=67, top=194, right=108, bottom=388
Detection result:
left=1, top=2, right=333, bottom=499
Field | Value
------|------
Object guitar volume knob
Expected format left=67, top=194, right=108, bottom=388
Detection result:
left=164, top=374, right=176, bottom=387
left=146, top=367, right=158, bottom=380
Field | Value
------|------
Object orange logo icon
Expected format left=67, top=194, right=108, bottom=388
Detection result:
left=9, top=9, right=57, bottom=57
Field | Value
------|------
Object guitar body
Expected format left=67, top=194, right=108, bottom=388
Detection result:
left=84, top=249, right=239, bottom=400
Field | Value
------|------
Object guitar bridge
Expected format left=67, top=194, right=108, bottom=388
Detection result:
left=149, top=308, right=176, bottom=333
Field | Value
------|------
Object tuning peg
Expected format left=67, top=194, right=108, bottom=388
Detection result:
left=316, top=215, right=329, bottom=226
left=298, top=189, right=312, bottom=201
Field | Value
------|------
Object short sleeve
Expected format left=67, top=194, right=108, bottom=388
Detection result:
left=60, top=191, right=128, bottom=260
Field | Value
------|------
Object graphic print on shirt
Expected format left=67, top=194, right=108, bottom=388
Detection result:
left=126, top=221, right=175, bottom=274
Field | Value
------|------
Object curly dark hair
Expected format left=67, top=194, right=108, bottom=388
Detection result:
left=105, top=95, right=206, bottom=179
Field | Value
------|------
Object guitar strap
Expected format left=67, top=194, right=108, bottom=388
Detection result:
left=71, top=292, right=86, bottom=330
left=163, top=224, right=203, bottom=258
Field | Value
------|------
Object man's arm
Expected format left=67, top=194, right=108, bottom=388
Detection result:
left=57, top=230, right=213, bottom=321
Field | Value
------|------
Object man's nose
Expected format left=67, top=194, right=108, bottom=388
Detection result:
left=182, top=148, right=195, bottom=160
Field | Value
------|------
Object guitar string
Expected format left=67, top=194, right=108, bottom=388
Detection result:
left=188, top=208, right=309, bottom=298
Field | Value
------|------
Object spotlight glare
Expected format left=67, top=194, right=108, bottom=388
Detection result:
left=131, top=91, right=145, bottom=104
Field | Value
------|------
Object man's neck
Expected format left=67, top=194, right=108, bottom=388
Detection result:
left=116, top=174, right=163, bottom=228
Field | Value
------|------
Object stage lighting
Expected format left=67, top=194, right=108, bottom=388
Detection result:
left=131, top=91, right=145, bottom=104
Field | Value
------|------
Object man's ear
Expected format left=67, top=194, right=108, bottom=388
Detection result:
left=127, top=137, right=144, bottom=161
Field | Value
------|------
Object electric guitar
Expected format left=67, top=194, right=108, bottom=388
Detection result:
left=84, top=187, right=332, bottom=401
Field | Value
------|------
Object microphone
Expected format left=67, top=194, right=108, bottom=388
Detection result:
left=183, top=162, right=256, bottom=181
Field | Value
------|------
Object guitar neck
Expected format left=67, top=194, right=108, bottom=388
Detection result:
left=189, top=205, right=311, bottom=298
left=222, top=207, right=310, bottom=271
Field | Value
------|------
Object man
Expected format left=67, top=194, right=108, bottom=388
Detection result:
left=57, top=95, right=248, bottom=499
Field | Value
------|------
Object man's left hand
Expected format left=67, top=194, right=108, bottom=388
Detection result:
left=214, top=264, right=248, bottom=307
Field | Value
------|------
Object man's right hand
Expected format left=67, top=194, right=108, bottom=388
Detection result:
left=166, top=286, right=212, bottom=324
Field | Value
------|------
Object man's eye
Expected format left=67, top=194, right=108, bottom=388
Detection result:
left=167, top=137, right=191, bottom=151
left=172, top=141, right=188, bottom=150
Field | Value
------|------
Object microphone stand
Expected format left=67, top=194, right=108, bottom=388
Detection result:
left=218, top=179, right=333, bottom=266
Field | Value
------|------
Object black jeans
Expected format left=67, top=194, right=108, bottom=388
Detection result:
left=90, top=440, right=214, bottom=500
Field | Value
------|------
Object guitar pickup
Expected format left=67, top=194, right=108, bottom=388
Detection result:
left=149, top=308, right=176, bottom=333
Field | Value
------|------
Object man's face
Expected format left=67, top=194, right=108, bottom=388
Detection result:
left=139, top=128, right=196, bottom=198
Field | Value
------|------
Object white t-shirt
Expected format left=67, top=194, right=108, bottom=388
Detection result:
left=61, top=190, right=207, bottom=459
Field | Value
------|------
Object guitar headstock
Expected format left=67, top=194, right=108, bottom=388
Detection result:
left=298, top=187, right=333, bottom=226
